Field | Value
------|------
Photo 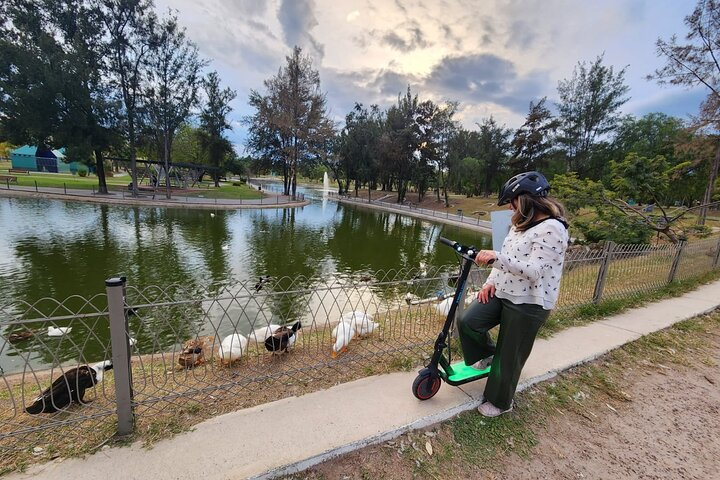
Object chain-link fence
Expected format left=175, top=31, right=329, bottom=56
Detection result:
left=1, top=236, right=719, bottom=471
left=0, top=294, right=116, bottom=470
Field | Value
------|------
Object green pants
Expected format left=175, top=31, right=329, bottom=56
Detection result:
left=457, top=296, right=549, bottom=410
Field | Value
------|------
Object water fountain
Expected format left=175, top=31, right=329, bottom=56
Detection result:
left=322, top=171, right=330, bottom=211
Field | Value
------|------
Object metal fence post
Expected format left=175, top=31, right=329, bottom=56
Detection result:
left=106, top=277, right=134, bottom=435
left=713, top=236, right=720, bottom=269
left=592, top=241, right=615, bottom=304
left=668, top=240, right=686, bottom=283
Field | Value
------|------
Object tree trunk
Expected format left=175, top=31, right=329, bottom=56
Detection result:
left=697, top=142, right=720, bottom=226
left=290, top=157, right=297, bottom=199
left=291, top=172, right=297, bottom=200
left=129, top=118, right=138, bottom=197
left=440, top=171, right=450, bottom=207
left=164, top=131, right=172, bottom=199
left=283, top=161, right=290, bottom=196
left=94, top=149, right=108, bottom=195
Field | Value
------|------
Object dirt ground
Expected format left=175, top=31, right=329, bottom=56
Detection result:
left=291, top=316, right=720, bottom=480
left=499, top=354, right=720, bottom=479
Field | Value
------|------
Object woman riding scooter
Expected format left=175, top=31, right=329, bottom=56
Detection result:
left=458, top=171, right=569, bottom=417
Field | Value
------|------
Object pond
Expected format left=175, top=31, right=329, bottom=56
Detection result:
left=0, top=191, right=491, bottom=372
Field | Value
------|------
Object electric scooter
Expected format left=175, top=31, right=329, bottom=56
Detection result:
left=411, top=236, right=491, bottom=400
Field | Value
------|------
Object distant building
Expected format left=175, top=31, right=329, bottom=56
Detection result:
left=10, top=145, right=82, bottom=173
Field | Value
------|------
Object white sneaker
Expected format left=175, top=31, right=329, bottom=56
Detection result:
left=470, top=355, right=493, bottom=370
left=478, top=401, right=513, bottom=417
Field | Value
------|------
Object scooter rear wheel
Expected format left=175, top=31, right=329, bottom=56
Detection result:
left=412, top=371, right=441, bottom=400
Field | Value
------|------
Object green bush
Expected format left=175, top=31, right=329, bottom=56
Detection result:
left=574, top=207, right=653, bottom=245
left=77, top=168, right=88, bottom=177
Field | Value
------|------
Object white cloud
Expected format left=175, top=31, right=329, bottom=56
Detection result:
left=153, top=0, right=705, bottom=144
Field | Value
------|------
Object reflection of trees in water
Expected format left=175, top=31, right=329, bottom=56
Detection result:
left=327, top=207, right=488, bottom=273
left=122, top=207, right=220, bottom=354
left=126, top=294, right=205, bottom=357
left=167, top=208, right=232, bottom=289
left=3, top=205, right=213, bottom=367
left=246, top=209, right=326, bottom=323
left=0, top=198, right=493, bottom=371
left=326, top=207, right=487, bottom=304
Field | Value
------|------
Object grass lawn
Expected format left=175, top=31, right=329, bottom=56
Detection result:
left=183, top=182, right=263, bottom=199
left=0, top=168, right=262, bottom=200
left=6, top=173, right=129, bottom=190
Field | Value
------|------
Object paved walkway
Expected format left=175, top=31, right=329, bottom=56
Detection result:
left=7, top=280, right=720, bottom=480
left=0, top=184, right=309, bottom=209
left=332, top=193, right=493, bottom=234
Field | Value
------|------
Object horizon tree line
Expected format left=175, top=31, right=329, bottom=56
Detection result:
left=1, top=0, right=718, bottom=232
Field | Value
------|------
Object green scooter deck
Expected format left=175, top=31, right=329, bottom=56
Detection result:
left=445, top=361, right=490, bottom=383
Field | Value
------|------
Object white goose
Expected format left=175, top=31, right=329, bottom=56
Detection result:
left=219, top=333, right=248, bottom=363
left=331, top=320, right=355, bottom=358
left=435, top=297, right=454, bottom=317
left=341, top=311, right=379, bottom=337
left=250, top=324, right=283, bottom=345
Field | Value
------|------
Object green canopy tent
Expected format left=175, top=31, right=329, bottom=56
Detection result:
left=10, top=146, right=81, bottom=173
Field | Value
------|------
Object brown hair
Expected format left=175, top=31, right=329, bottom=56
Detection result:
left=511, top=194, right=567, bottom=231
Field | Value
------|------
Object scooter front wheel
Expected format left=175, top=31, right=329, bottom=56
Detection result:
left=412, top=371, right=441, bottom=400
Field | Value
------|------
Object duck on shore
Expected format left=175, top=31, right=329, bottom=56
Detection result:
left=332, top=320, right=355, bottom=358
left=341, top=311, right=379, bottom=337
left=25, top=360, right=113, bottom=414
left=178, top=336, right=213, bottom=369
left=250, top=323, right=282, bottom=345
left=219, top=333, right=248, bottom=364
left=264, top=321, right=302, bottom=355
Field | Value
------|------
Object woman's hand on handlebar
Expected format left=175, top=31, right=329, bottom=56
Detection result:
left=477, top=283, right=495, bottom=304
left=474, top=250, right=497, bottom=266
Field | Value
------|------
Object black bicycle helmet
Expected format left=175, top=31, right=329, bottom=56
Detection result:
left=497, top=171, right=550, bottom=206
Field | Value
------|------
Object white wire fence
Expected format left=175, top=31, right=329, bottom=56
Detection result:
left=1, top=236, right=719, bottom=471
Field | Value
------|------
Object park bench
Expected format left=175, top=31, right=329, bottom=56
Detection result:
left=0, top=175, right=18, bottom=184
left=8, top=168, right=29, bottom=174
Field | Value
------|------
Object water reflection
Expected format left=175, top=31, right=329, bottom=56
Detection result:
left=0, top=195, right=490, bottom=372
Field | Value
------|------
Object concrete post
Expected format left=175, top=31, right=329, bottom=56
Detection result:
left=668, top=240, right=686, bottom=283
left=592, top=241, right=615, bottom=304
left=106, top=277, right=134, bottom=435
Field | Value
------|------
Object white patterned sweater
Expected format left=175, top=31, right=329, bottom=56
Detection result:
left=485, top=218, right=570, bottom=310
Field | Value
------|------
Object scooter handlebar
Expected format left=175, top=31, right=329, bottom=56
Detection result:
left=438, top=237, right=493, bottom=264
left=438, top=237, right=456, bottom=248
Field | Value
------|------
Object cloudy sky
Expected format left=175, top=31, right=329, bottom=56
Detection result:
left=153, top=0, right=707, bottom=152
